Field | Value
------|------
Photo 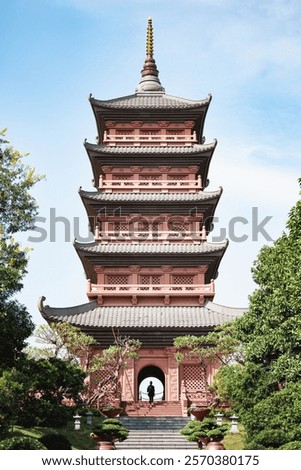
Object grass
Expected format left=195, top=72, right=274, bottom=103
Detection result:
left=223, top=423, right=245, bottom=450
left=223, top=432, right=245, bottom=450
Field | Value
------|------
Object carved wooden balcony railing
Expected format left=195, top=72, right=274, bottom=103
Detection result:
left=87, top=281, right=215, bottom=297
left=103, top=131, right=197, bottom=146
left=94, top=229, right=206, bottom=244
left=98, top=175, right=202, bottom=192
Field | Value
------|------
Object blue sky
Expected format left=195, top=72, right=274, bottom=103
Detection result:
left=1, top=0, right=300, bottom=338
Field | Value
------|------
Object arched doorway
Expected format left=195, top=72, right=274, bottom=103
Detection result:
left=138, top=365, right=165, bottom=401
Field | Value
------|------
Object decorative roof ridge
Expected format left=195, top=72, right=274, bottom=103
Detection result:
left=73, top=239, right=97, bottom=247
left=84, top=139, right=217, bottom=154
left=38, top=296, right=98, bottom=317
left=205, top=300, right=247, bottom=316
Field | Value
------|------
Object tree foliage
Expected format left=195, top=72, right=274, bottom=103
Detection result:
left=174, top=322, right=243, bottom=366
left=236, top=188, right=301, bottom=384
left=0, top=357, right=85, bottom=429
left=215, top=180, right=301, bottom=448
left=87, top=334, right=141, bottom=407
left=180, top=418, right=229, bottom=447
left=29, top=322, right=141, bottom=408
left=28, top=322, right=97, bottom=370
left=0, top=130, right=43, bottom=369
left=91, top=418, right=129, bottom=443
left=243, top=382, right=301, bottom=449
left=0, top=436, right=47, bottom=450
left=0, top=129, right=41, bottom=235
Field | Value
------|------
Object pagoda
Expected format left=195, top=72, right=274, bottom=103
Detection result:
left=39, top=19, right=245, bottom=416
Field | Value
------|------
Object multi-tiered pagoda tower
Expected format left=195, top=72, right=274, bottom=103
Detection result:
left=39, top=19, right=244, bottom=416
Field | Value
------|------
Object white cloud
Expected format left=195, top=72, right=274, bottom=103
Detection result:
left=211, top=143, right=299, bottom=210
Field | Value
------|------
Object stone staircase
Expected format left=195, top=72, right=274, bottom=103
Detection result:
left=115, top=416, right=197, bottom=450
left=122, top=400, right=183, bottom=417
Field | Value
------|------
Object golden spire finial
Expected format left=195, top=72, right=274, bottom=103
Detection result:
left=136, top=17, right=165, bottom=93
left=146, top=17, right=154, bottom=57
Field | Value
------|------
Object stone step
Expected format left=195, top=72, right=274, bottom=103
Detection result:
left=123, top=401, right=183, bottom=417
left=120, top=431, right=188, bottom=436
left=116, top=444, right=197, bottom=449
left=115, top=416, right=196, bottom=449
left=119, top=416, right=190, bottom=430
left=115, top=430, right=197, bottom=450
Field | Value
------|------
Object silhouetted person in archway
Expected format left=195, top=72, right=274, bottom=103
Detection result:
left=147, top=381, right=155, bottom=405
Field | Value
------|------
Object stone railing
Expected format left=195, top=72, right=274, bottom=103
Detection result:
left=87, top=281, right=215, bottom=297
left=103, top=132, right=197, bottom=146
left=98, top=176, right=202, bottom=192
left=95, top=229, right=206, bottom=244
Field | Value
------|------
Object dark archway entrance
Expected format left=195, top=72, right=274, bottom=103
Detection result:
left=138, top=365, right=165, bottom=401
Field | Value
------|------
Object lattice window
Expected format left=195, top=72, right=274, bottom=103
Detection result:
left=137, top=222, right=149, bottom=239
left=169, top=175, right=186, bottom=180
left=167, top=130, right=183, bottom=135
left=140, top=175, right=160, bottom=180
left=183, top=365, right=207, bottom=391
left=171, top=222, right=189, bottom=231
left=116, top=130, right=133, bottom=135
left=140, top=275, right=161, bottom=285
left=173, top=275, right=194, bottom=284
left=107, top=275, right=128, bottom=285
left=115, top=175, right=131, bottom=180
left=141, top=131, right=159, bottom=135
left=89, top=367, right=121, bottom=404
left=91, top=368, right=108, bottom=383
left=138, top=222, right=149, bottom=230
left=114, top=222, right=128, bottom=232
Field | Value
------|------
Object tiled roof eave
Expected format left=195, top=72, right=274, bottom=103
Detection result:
left=84, top=141, right=217, bottom=155
left=39, top=298, right=246, bottom=329
left=79, top=188, right=222, bottom=203
left=74, top=240, right=228, bottom=255
left=89, top=93, right=212, bottom=110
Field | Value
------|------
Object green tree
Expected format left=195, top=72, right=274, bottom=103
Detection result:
left=173, top=323, right=243, bottom=405
left=180, top=417, right=229, bottom=448
left=0, top=357, right=85, bottom=429
left=87, top=334, right=141, bottom=408
left=174, top=322, right=243, bottom=367
left=215, top=180, right=301, bottom=448
left=236, top=183, right=301, bottom=384
left=28, top=322, right=141, bottom=408
left=28, top=321, right=97, bottom=370
left=0, top=130, right=43, bottom=369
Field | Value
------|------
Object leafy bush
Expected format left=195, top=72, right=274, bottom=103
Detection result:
left=207, top=428, right=228, bottom=440
left=279, top=441, right=301, bottom=450
left=0, top=414, right=10, bottom=440
left=0, top=436, right=47, bottom=450
left=39, top=432, right=72, bottom=450
left=180, top=418, right=229, bottom=446
left=91, top=418, right=129, bottom=442
left=243, top=382, right=301, bottom=448
left=17, top=400, right=70, bottom=428
left=245, top=429, right=288, bottom=450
